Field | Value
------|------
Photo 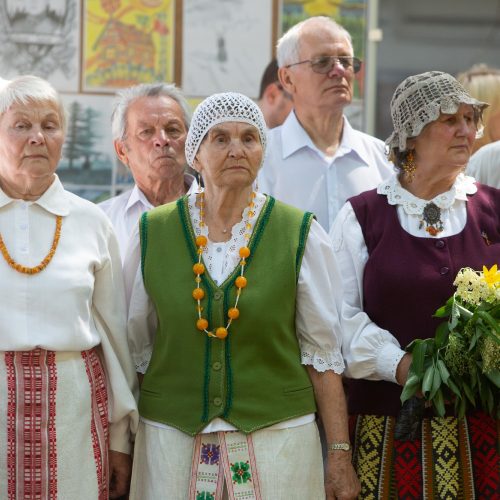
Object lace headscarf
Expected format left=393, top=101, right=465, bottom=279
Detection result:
left=386, top=71, right=489, bottom=153
left=185, top=92, right=267, bottom=167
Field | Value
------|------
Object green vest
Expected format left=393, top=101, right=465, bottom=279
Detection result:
left=139, top=195, right=317, bottom=435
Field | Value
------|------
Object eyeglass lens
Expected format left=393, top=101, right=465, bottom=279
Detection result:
left=311, top=56, right=361, bottom=74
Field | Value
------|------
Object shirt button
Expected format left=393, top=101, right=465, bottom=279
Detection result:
left=216, top=246, right=222, bottom=253
left=214, top=291, right=222, bottom=300
left=440, top=267, right=450, bottom=275
left=213, top=397, right=222, bottom=407
left=435, top=240, right=445, bottom=249
left=212, top=361, right=222, bottom=371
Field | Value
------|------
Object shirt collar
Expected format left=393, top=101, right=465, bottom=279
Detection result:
left=0, top=175, right=70, bottom=215
left=280, top=111, right=371, bottom=166
left=126, top=173, right=198, bottom=212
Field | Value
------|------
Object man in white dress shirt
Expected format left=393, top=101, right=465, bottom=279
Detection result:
left=99, top=83, right=198, bottom=261
left=259, top=16, right=393, bottom=231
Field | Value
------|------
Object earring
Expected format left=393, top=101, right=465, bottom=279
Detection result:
left=196, top=171, right=203, bottom=193
left=253, top=177, right=259, bottom=192
left=402, top=150, right=417, bottom=183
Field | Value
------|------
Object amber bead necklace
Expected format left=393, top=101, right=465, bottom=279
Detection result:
left=0, top=215, right=63, bottom=275
left=193, top=191, right=256, bottom=339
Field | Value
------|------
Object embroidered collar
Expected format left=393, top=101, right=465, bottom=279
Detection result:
left=377, top=173, right=477, bottom=215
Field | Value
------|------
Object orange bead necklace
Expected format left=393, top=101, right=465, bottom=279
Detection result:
left=0, top=215, right=62, bottom=275
left=193, top=191, right=256, bottom=339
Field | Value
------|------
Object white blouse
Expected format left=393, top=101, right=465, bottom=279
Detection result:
left=0, top=176, right=138, bottom=453
left=329, top=173, right=477, bottom=383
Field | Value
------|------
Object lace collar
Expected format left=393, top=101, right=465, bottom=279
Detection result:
left=377, top=173, right=477, bottom=215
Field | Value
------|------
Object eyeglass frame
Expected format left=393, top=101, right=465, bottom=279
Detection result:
left=285, top=55, right=362, bottom=75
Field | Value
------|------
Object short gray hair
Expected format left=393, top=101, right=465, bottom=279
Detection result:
left=111, top=82, right=191, bottom=141
left=0, top=75, right=67, bottom=132
left=277, top=16, right=353, bottom=68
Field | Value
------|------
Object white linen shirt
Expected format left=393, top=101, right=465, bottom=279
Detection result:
left=466, top=140, right=500, bottom=188
left=258, top=111, right=394, bottom=231
left=329, top=173, right=477, bottom=384
left=0, top=176, right=138, bottom=453
left=125, top=191, right=345, bottom=433
left=98, top=173, right=198, bottom=262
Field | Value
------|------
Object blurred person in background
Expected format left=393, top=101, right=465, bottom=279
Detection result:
left=457, top=64, right=500, bottom=187
left=99, top=83, right=198, bottom=262
left=257, top=59, right=293, bottom=129
left=259, top=16, right=392, bottom=232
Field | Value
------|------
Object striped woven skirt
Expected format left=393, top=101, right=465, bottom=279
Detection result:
left=0, top=348, right=109, bottom=500
left=350, top=411, right=499, bottom=499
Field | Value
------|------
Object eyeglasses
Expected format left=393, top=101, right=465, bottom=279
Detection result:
left=286, top=56, right=362, bottom=74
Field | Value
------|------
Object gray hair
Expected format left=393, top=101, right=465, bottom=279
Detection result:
left=0, top=75, right=67, bottom=132
left=277, top=16, right=353, bottom=68
left=111, top=82, right=191, bottom=141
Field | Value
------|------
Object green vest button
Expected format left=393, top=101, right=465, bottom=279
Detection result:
left=214, top=291, right=223, bottom=300
left=212, top=362, right=222, bottom=371
left=213, top=397, right=223, bottom=406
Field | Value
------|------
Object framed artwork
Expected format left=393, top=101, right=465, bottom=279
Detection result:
left=0, top=0, right=80, bottom=91
left=58, top=93, right=133, bottom=202
left=82, top=0, right=178, bottom=92
left=181, top=0, right=277, bottom=98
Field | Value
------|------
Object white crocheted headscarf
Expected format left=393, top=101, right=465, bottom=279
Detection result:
left=185, top=92, right=267, bottom=167
left=386, top=71, right=488, bottom=153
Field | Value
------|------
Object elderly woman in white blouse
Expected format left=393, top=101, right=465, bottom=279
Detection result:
left=330, top=71, right=499, bottom=498
left=0, top=75, right=138, bottom=498
left=126, top=92, right=359, bottom=500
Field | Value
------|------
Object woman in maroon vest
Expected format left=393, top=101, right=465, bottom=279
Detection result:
left=330, top=71, right=499, bottom=498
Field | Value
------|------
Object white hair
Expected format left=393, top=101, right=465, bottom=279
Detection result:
left=111, top=82, right=191, bottom=141
left=277, top=16, right=353, bottom=68
left=0, top=75, right=67, bottom=132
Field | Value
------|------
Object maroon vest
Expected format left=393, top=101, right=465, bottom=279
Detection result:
left=347, top=183, right=500, bottom=416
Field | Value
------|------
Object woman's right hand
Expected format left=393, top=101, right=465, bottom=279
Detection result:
left=396, top=353, right=413, bottom=386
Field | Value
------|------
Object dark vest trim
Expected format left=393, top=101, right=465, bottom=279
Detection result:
left=140, top=211, right=149, bottom=280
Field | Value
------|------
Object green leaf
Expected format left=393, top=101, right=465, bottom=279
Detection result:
left=433, top=296, right=453, bottom=318
left=484, top=370, right=500, bottom=389
left=422, top=365, right=435, bottom=395
left=436, top=359, right=450, bottom=384
left=429, top=364, right=442, bottom=400
left=446, top=378, right=461, bottom=398
left=462, top=382, right=476, bottom=406
left=400, top=374, right=420, bottom=404
left=477, top=310, right=500, bottom=335
left=410, top=341, right=427, bottom=377
left=434, top=322, right=449, bottom=349
left=457, top=394, right=467, bottom=419
left=433, top=388, right=445, bottom=417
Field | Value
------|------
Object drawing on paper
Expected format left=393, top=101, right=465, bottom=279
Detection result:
left=0, top=0, right=79, bottom=90
left=83, top=0, right=174, bottom=92
left=182, top=0, right=273, bottom=98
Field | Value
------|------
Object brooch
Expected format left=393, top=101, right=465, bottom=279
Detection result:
left=419, top=202, right=444, bottom=236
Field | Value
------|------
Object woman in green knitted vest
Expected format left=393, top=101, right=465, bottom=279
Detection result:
left=126, top=92, right=359, bottom=499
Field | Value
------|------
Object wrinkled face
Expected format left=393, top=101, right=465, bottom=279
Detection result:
left=281, top=24, right=354, bottom=111
left=0, top=101, right=64, bottom=188
left=410, top=104, right=478, bottom=172
left=193, top=122, right=263, bottom=191
left=115, top=95, right=188, bottom=188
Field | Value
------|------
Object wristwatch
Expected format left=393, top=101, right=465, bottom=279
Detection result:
left=327, top=442, right=351, bottom=452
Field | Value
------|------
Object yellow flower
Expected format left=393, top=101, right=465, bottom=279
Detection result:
left=482, top=264, right=500, bottom=288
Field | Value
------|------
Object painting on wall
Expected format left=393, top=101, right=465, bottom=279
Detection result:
left=82, top=0, right=176, bottom=92
left=0, top=0, right=80, bottom=91
left=182, top=0, right=275, bottom=98
left=58, top=93, right=133, bottom=203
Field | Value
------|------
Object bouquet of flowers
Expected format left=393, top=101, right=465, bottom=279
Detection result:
left=395, top=265, right=500, bottom=440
